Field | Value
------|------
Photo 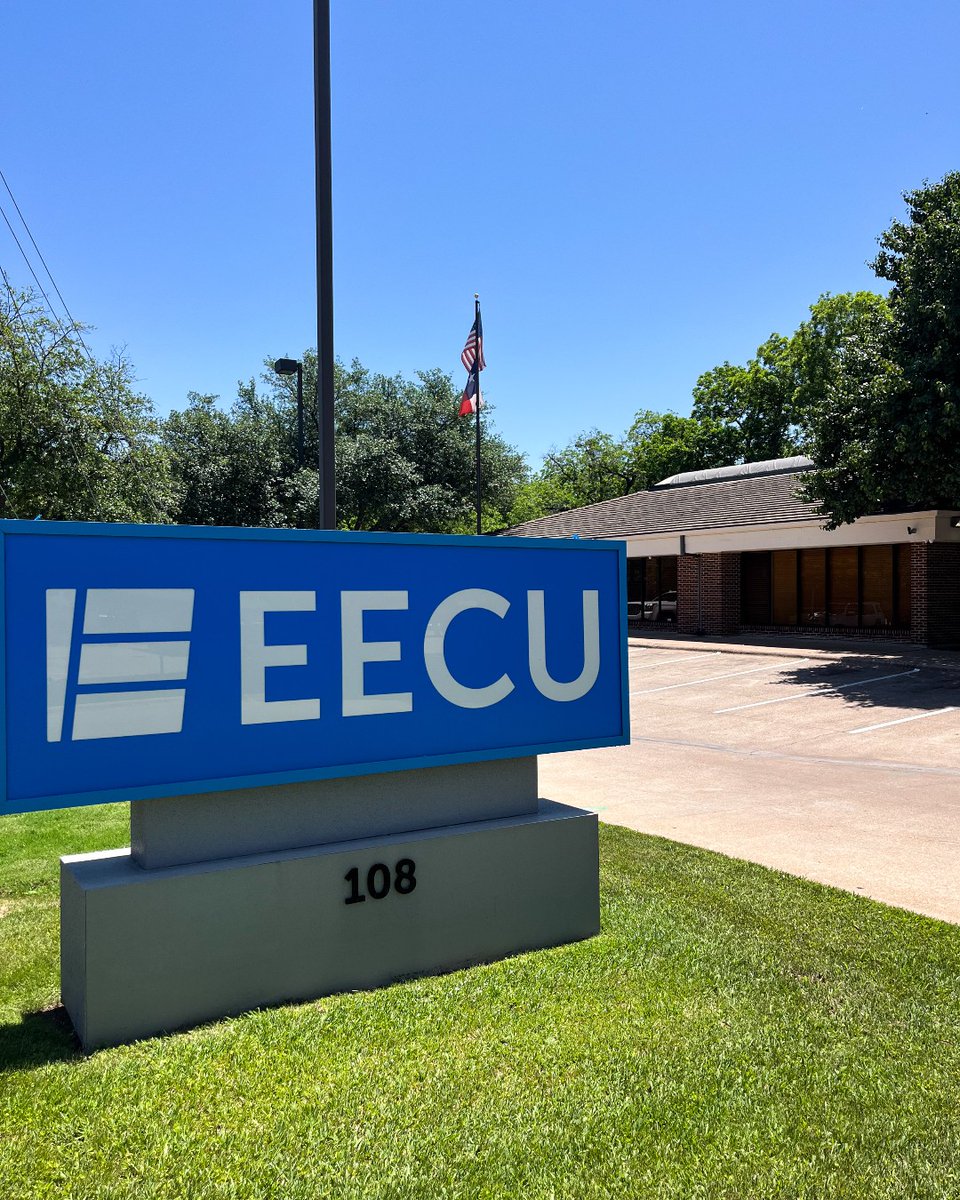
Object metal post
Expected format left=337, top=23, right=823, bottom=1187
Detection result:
left=473, top=295, right=481, bottom=536
left=296, top=361, right=304, bottom=470
left=314, top=0, right=336, bottom=529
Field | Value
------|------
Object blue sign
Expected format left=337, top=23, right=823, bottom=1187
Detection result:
left=0, top=522, right=629, bottom=814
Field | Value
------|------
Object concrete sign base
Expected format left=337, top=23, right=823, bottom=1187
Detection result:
left=61, top=797, right=599, bottom=1050
left=129, top=758, right=540, bottom=870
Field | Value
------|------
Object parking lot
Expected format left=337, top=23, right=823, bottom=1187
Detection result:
left=540, top=633, right=960, bottom=923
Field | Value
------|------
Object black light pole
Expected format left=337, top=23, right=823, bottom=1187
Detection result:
left=273, top=358, right=304, bottom=468
left=314, top=0, right=336, bottom=529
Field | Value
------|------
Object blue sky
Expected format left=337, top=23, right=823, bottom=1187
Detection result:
left=3, top=0, right=959, bottom=470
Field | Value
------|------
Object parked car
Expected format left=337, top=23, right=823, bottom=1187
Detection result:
left=642, top=591, right=678, bottom=622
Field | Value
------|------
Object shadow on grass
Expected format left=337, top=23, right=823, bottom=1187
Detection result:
left=774, top=655, right=960, bottom=712
left=0, top=1005, right=83, bottom=1071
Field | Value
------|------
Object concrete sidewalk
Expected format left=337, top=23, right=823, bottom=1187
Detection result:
left=542, top=633, right=960, bottom=924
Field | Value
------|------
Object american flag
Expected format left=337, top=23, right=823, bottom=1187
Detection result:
left=458, top=309, right=485, bottom=417
left=460, top=313, right=485, bottom=373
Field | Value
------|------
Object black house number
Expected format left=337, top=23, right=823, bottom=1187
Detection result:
left=344, top=859, right=417, bottom=905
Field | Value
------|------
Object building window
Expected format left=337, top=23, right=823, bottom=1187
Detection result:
left=741, top=553, right=771, bottom=624
left=627, top=555, right=678, bottom=623
left=800, top=548, right=827, bottom=626
left=740, top=545, right=912, bottom=631
left=771, top=550, right=797, bottom=625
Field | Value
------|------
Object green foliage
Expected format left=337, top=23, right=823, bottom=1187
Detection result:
left=794, top=293, right=898, bottom=526
left=329, top=362, right=525, bottom=533
left=802, top=172, right=960, bottom=524
left=538, top=430, right=638, bottom=508
left=507, top=412, right=738, bottom=525
left=162, top=357, right=526, bottom=533
left=3, top=808, right=960, bottom=1197
left=163, top=390, right=293, bottom=528
left=504, top=474, right=579, bottom=526
left=0, top=283, right=173, bottom=522
left=624, top=409, right=740, bottom=486
left=691, top=332, right=802, bottom=462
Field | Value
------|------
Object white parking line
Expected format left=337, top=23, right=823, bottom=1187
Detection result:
left=631, top=658, right=807, bottom=697
left=630, top=652, right=720, bottom=671
left=714, top=668, right=920, bottom=714
left=848, top=706, right=956, bottom=735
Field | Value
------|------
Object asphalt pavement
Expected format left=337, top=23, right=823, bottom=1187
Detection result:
left=541, top=631, right=960, bottom=923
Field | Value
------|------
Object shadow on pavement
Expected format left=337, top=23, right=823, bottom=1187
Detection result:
left=774, top=655, right=960, bottom=712
left=628, top=632, right=960, bottom=712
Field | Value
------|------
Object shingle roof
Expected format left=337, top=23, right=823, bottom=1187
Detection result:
left=502, top=467, right=826, bottom=539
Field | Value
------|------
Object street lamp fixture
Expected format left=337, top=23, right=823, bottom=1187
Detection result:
left=273, top=357, right=304, bottom=469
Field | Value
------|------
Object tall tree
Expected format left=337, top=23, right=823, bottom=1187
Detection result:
left=536, top=431, right=638, bottom=510
left=331, top=363, right=524, bottom=533
left=623, top=410, right=741, bottom=487
left=691, top=332, right=801, bottom=462
left=792, top=293, right=895, bottom=526
left=163, top=389, right=294, bottom=528
left=802, top=173, right=960, bottom=524
left=0, top=282, right=172, bottom=521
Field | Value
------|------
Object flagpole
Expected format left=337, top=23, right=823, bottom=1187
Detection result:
left=473, top=293, right=482, bottom=536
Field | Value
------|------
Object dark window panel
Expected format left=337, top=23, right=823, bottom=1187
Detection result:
left=772, top=550, right=798, bottom=625
left=800, top=549, right=827, bottom=625
left=829, top=547, right=859, bottom=627
left=862, top=545, right=894, bottom=628
left=741, top=552, right=772, bottom=624
left=627, top=558, right=643, bottom=603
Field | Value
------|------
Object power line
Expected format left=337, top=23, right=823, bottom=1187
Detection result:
left=1, top=168, right=84, bottom=336
left=0, top=198, right=62, bottom=326
left=0, top=171, right=166, bottom=521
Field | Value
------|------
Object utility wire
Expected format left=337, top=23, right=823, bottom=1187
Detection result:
left=1, top=168, right=88, bottom=338
left=0, top=200, right=62, bottom=328
left=0, top=170, right=165, bottom=520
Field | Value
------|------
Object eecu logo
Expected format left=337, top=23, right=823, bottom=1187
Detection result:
left=46, top=589, right=194, bottom=742
left=44, top=585, right=603, bottom=744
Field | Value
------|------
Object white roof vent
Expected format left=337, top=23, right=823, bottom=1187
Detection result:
left=653, top=456, right=814, bottom=489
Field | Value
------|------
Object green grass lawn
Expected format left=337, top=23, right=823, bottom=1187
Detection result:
left=1, top=804, right=959, bottom=1199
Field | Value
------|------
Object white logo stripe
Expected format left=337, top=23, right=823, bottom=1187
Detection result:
left=45, top=589, right=77, bottom=743
left=72, top=689, right=187, bottom=740
left=77, top=641, right=191, bottom=685
left=83, top=589, right=194, bottom=635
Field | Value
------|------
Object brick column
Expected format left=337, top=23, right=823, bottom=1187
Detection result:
left=677, top=553, right=741, bottom=636
left=910, top=544, right=928, bottom=645
left=677, top=555, right=700, bottom=633
left=912, top=542, right=960, bottom=647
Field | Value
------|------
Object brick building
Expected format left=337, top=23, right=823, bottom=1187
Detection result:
left=503, top=457, right=960, bottom=647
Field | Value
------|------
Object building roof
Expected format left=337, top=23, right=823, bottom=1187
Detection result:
left=503, top=461, right=825, bottom=540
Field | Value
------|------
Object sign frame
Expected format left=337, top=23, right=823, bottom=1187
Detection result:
left=0, top=521, right=629, bottom=814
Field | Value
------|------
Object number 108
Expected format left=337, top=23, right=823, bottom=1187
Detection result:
left=344, top=859, right=417, bottom=905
